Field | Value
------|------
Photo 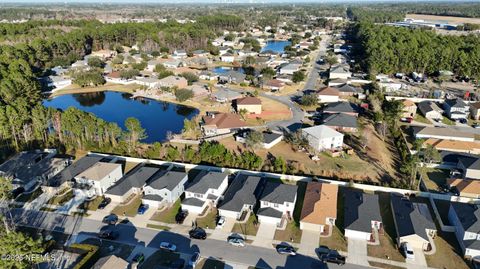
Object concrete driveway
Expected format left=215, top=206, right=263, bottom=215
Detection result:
left=406, top=247, right=427, bottom=269
left=298, top=230, right=320, bottom=256
left=347, top=238, right=369, bottom=266
left=252, top=222, right=277, bottom=248
left=183, top=212, right=199, bottom=227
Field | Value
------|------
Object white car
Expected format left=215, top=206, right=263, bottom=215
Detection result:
left=401, top=242, right=415, bottom=260
left=159, top=242, right=177, bottom=252
left=216, top=216, right=226, bottom=229
left=228, top=238, right=245, bottom=247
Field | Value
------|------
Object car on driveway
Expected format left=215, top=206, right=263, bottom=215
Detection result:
left=401, top=242, right=415, bottom=259
left=159, top=242, right=177, bottom=252
left=137, top=203, right=149, bottom=215
left=102, top=214, right=118, bottom=225
left=320, top=252, right=346, bottom=265
left=98, top=230, right=119, bottom=240
left=132, top=253, right=145, bottom=264
left=276, top=244, right=297, bottom=256
left=188, top=252, right=200, bottom=268
left=175, top=209, right=189, bottom=224
left=119, top=218, right=130, bottom=224
left=98, top=197, right=111, bottom=209
left=216, top=216, right=226, bottom=229
left=189, top=227, right=207, bottom=240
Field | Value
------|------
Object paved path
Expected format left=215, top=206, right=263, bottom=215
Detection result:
left=252, top=222, right=276, bottom=248
left=347, top=238, right=369, bottom=266
left=298, top=230, right=320, bottom=257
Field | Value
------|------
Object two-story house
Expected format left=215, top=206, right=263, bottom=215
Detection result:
left=181, top=171, right=229, bottom=214
left=444, top=98, right=470, bottom=120
left=448, top=202, right=480, bottom=259
left=257, top=182, right=298, bottom=227
left=143, top=170, right=188, bottom=207
left=218, top=174, right=264, bottom=220
left=74, top=162, right=123, bottom=197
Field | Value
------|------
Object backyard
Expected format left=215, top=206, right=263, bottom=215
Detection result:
left=425, top=232, right=470, bottom=269
left=420, top=168, right=450, bottom=191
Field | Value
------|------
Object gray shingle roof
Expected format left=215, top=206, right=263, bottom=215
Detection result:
left=219, top=174, right=263, bottom=212
left=343, top=189, right=382, bottom=233
left=445, top=98, right=468, bottom=108
left=106, top=166, right=159, bottom=196
left=323, top=102, right=359, bottom=114
left=322, top=113, right=358, bottom=128
left=182, top=197, right=205, bottom=207
left=459, top=156, right=480, bottom=170
left=46, top=156, right=103, bottom=187
left=143, top=194, right=164, bottom=202
left=0, top=152, right=45, bottom=176
left=418, top=101, right=442, bottom=115
left=450, top=202, right=480, bottom=234
left=391, top=195, right=436, bottom=241
left=257, top=207, right=283, bottom=218
left=147, top=171, right=187, bottom=191
left=259, top=182, right=297, bottom=204
left=336, top=84, right=358, bottom=93
left=185, top=170, right=228, bottom=194
left=263, top=132, right=283, bottom=144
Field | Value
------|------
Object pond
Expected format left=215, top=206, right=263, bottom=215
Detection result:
left=212, top=66, right=244, bottom=74
left=43, top=91, right=199, bottom=143
left=261, top=40, right=292, bottom=54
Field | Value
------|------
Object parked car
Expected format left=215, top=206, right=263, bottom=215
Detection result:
left=137, top=203, right=149, bottom=215
left=216, top=216, right=226, bottom=229
left=98, top=230, right=119, bottom=240
left=316, top=245, right=331, bottom=256
left=400, top=117, right=413, bottom=123
left=459, top=118, right=467, bottom=124
left=320, top=252, right=346, bottom=265
left=11, top=187, right=25, bottom=199
left=401, top=242, right=415, bottom=259
left=159, top=242, right=177, bottom=252
left=98, top=197, right=111, bottom=209
left=189, top=227, right=207, bottom=240
left=102, top=214, right=118, bottom=225
left=132, top=253, right=145, bottom=264
left=276, top=244, right=297, bottom=256
left=227, top=233, right=245, bottom=247
left=188, top=252, right=200, bottom=268
left=175, top=209, right=189, bottom=224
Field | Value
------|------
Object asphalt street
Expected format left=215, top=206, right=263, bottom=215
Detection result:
left=8, top=208, right=370, bottom=269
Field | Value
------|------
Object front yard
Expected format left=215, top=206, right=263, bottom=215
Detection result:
left=15, top=187, right=43, bottom=203
left=232, top=214, right=259, bottom=237
left=425, top=231, right=470, bottom=269
left=47, top=188, right=74, bottom=206
left=111, top=194, right=143, bottom=217
left=78, top=196, right=104, bottom=211
left=318, top=225, right=347, bottom=252
left=150, top=199, right=182, bottom=224
left=274, top=221, right=302, bottom=243
left=196, top=207, right=218, bottom=229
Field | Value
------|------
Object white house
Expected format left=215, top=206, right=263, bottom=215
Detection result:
left=257, top=182, right=297, bottom=227
left=74, top=162, right=123, bottom=196
left=444, top=98, right=470, bottom=120
left=46, top=76, right=72, bottom=91
left=236, top=130, right=283, bottom=149
left=448, top=202, right=480, bottom=259
left=181, top=171, right=229, bottom=214
left=317, top=87, right=340, bottom=103
left=414, top=126, right=475, bottom=142
left=220, top=53, right=235, bottom=63
left=302, top=125, right=344, bottom=152
left=163, top=59, right=183, bottom=69
left=173, top=49, right=187, bottom=59
left=218, top=174, right=263, bottom=220
left=343, top=189, right=382, bottom=241
left=329, top=65, right=351, bottom=80
left=418, top=101, right=443, bottom=120
left=105, top=165, right=159, bottom=203
left=142, top=171, right=188, bottom=207
left=146, top=59, right=162, bottom=72
left=135, top=77, right=162, bottom=89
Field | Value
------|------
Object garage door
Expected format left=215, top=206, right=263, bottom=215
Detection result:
left=300, top=221, right=323, bottom=232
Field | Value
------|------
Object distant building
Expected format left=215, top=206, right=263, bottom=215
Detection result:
left=448, top=202, right=480, bottom=259
left=317, top=87, right=340, bottom=103
left=235, top=96, right=262, bottom=114
left=444, top=98, right=470, bottom=120
left=418, top=101, right=443, bottom=120
left=329, top=65, right=351, bottom=80
left=201, top=113, right=247, bottom=136
left=402, top=100, right=417, bottom=118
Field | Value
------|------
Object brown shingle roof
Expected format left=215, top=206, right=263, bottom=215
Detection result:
left=317, top=87, right=340, bottom=96
left=424, top=138, right=480, bottom=152
left=447, top=178, right=480, bottom=195
left=202, top=113, right=247, bottom=129
left=300, top=182, right=338, bottom=225
left=403, top=99, right=416, bottom=107
left=236, top=96, right=262, bottom=105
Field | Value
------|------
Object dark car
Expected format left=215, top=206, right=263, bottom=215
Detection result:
left=321, top=252, right=346, bottom=265
left=98, top=197, right=111, bottom=209
left=132, top=253, right=145, bottom=264
left=276, top=244, right=297, bottom=256
left=189, top=227, right=207, bottom=240
left=102, top=214, right=118, bottom=225
left=188, top=252, right=200, bottom=268
left=137, top=203, right=149, bottom=215
left=11, top=187, right=25, bottom=199
left=98, top=230, right=119, bottom=240
left=175, top=209, right=188, bottom=224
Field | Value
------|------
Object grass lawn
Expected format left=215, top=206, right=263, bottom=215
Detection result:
left=319, top=225, right=347, bottom=252
left=146, top=224, right=171, bottom=231
left=420, top=168, right=450, bottom=191
left=368, top=261, right=404, bottom=269
left=111, top=194, right=143, bottom=217
left=425, top=231, right=470, bottom=269
left=367, top=233, right=405, bottom=262
left=196, top=208, right=218, bottom=229
left=232, top=214, right=259, bottom=237
left=442, top=116, right=456, bottom=125
left=46, top=188, right=74, bottom=206
left=414, top=114, right=432, bottom=124
left=51, top=82, right=139, bottom=97
left=150, top=199, right=181, bottom=224
left=123, top=161, right=140, bottom=174
left=78, top=196, right=104, bottom=211
left=15, top=188, right=43, bottom=203
left=139, top=249, right=180, bottom=269
left=274, top=221, right=302, bottom=243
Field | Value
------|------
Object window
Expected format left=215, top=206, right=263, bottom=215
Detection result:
left=285, top=202, right=289, bottom=207
left=274, top=203, right=279, bottom=208
left=194, top=193, right=203, bottom=199
left=263, top=201, right=268, bottom=206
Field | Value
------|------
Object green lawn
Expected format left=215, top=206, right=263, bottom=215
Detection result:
left=150, top=199, right=181, bottom=224
left=318, top=225, right=347, bottom=252
left=414, top=114, right=432, bottom=124
left=15, top=188, right=43, bottom=203
left=420, top=168, right=450, bottom=191
left=232, top=214, right=259, bottom=237
left=47, top=188, right=74, bottom=206
left=146, top=224, right=171, bottom=231
left=274, top=221, right=302, bottom=243
left=442, top=116, right=455, bottom=125
left=111, top=194, right=143, bottom=217
left=196, top=208, right=218, bottom=229
left=79, top=196, right=104, bottom=211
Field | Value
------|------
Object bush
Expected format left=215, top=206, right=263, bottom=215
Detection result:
left=158, top=70, right=175, bottom=79
left=175, top=88, right=194, bottom=102
left=300, top=93, right=318, bottom=106
left=87, top=56, right=105, bottom=68
left=119, top=69, right=139, bottom=79
left=72, top=69, right=106, bottom=87
left=70, top=244, right=99, bottom=269
left=180, top=72, right=199, bottom=85
left=292, top=71, right=305, bottom=83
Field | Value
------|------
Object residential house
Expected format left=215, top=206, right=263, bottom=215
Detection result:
left=44, top=156, right=103, bottom=190
left=418, top=101, right=443, bottom=120
left=212, top=88, right=243, bottom=103
left=390, top=194, right=436, bottom=251
left=299, top=182, right=338, bottom=233
left=220, top=52, right=235, bottom=63
left=235, top=96, right=262, bottom=114
left=329, top=65, right=351, bottom=80
left=447, top=178, right=480, bottom=199
left=264, top=79, right=286, bottom=92
left=218, top=174, right=263, bottom=220
left=146, top=59, right=162, bottom=71
left=322, top=113, right=358, bottom=132
left=236, top=130, right=283, bottom=149
left=335, top=84, right=358, bottom=97
left=135, top=77, right=162, bottom=89
left=187, top=84, right=209, bottom=97
left=45, top=76, right=72, bottom=91
left=158, top=76, right=188, bottom=89
left=163, top=59, right=183, bottom=69
left=91, top=49, right=117, bottom=60
left=448, top=202, right=480, bottom=259
left=328, top=78, right=348, bottom=87
left=279, top=63, right=301, bottom=75
left=413, top=126, right=475, bottom=142
left=257, top=182, right=298, bottom=227
left=218, top=71, right=246, bottom=84
left=317, top=87, right=340, bottom=103
left=219, top=46, right=230, bottom=56
left=201, top=113, right=247, bottom=136
left=457, top=155, right=480, bottom=180
left=379, top=82, right=405, bottom=92
left=74, top=162, right=122, bottom=196
left=302, top=125, right=344, bottom=152
left=143, top=171, right=188, bottom=207
left=402, top=100, right=417, bottom=118
left=471, top=102, right=480, bottom=120
left=343, top=189, right=382, bottom=241
left=173, top=49, right=187, bottom=59
left=105, top=71, right=133, bottom=84
left=322, top=102, right=359, bottom=116
left=105, top=165, right=159, bottom=203
left=182, top=171, right=229, bottom=214
left=444, top=98, right=470, bottom=120
left=199, top=71, right=216, bottom=81
left=424, top=139, right=480, bottom=154
left=192, top=50, right=209, bottom=57
left=93, top=255, right=128, bottom=269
